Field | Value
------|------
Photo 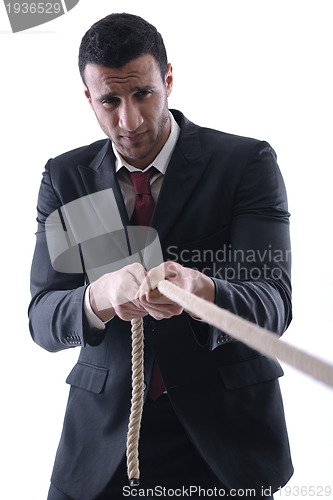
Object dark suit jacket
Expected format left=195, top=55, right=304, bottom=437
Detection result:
left=29, top=110, right=293, bottom=499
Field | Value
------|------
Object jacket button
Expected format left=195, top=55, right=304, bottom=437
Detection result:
left=143, top=382, right=147, bottom=391
left=217, top=333, right=228, bottom=344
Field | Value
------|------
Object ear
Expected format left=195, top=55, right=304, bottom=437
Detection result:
left=165, top=63, right=173, bottom=97
left=84, top=86, right=93, bottom=108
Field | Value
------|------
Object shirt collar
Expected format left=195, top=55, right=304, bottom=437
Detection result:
left=112, top=111, right=180, bottom=174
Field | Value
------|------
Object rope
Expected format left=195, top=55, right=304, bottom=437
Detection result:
left=126, top=317, right=144, bottom=486
left=126, top=280, right=333, bottom=485
left=158, top=280, right=333, bottom=388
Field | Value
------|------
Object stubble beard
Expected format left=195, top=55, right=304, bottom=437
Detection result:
left=107, top=105, right=170, bottom=164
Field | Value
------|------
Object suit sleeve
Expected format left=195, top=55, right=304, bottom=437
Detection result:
left=209, top=142, right=292, bottom=350
left=28, top=160, right=107, bottom=352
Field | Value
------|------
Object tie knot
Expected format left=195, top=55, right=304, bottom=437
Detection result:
left=128, top=168, right=155, bottom=195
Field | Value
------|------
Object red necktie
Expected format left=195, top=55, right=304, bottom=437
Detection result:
left=128, top=169, right=156, bottom=226
left=127, top=168, right=166, bottom=400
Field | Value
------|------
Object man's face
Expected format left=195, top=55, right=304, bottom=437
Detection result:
left=83, top=54, right=173, bottom=169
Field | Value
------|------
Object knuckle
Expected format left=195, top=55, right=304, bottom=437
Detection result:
left=128, top=262, right=143, bottom=273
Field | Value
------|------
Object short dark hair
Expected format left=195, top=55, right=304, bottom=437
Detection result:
left=78, top=13, right=168, bottom=83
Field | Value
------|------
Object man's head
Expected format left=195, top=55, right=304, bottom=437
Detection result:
left=78, top=13, right=168, bottom=83
left=79, top=13, right=173, bottom=170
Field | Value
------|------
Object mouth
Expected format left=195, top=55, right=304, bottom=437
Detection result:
left=121, top=131, right=147, bottom=143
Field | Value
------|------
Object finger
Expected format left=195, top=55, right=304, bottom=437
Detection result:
left=142, top=263, right=166, bottom=292
left=127, top=262, right=148, bottom=286
left=163, top=261, right=181, bottom=279
left=139, top=293, right=183, bottom=317
left=140, top=288, right=163, bottom=301
left=114, top=301, right=148, bottom=321
left=143, top=304, right=183, bottom=320
left=139, top=289, right=172, bottom=306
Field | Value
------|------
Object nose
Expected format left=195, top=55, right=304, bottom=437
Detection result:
left=118, top=102, right=143, bottom=132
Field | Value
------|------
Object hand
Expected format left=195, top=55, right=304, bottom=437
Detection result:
left=137, top=261, right=215, bottom=320
left=89, top=263, right=149, bottom=322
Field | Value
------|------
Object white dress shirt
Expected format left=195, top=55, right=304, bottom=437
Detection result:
left=84, top=112, right=180, bottom=329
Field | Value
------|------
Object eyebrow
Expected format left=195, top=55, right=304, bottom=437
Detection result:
left=98, top=85, right=155, bottom=102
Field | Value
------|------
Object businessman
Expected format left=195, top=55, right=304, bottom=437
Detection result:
left=29, top=13, right=293, bottom=500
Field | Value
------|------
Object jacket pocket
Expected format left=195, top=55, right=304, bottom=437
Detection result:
left=66, top=361, right=109, bottom=394
left=218, top=356, right=283, bottom=390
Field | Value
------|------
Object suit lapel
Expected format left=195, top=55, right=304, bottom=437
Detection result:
left=77, top=140, right=130, bottom=229
left=151, top=111, right=207, bottom=244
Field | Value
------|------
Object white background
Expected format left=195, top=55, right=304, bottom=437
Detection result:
left=0, top=0, right=332, bottom=498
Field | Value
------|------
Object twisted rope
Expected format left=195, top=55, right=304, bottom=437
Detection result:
left=126, top=280, right=333, bottom=485
left=126, top=317, right=144, bottom=486
left=157, top=280, right=333, bottom=388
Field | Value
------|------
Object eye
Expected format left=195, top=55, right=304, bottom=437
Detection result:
left=101, top=97, right=120, bottom=106
left=135, top=90, right=152, bottom=98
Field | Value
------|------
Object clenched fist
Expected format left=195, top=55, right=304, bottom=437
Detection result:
left=89, top=261, right=215, bottom=323
left=137, top=261, right=215, bottom=320
left=89, top=262, right=149, bottom=322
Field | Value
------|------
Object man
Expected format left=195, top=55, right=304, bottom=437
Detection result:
left=29, top=13, right=293, bottom=500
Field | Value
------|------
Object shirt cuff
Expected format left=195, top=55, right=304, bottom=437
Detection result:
left=84, top=284, right=108, bottom=330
